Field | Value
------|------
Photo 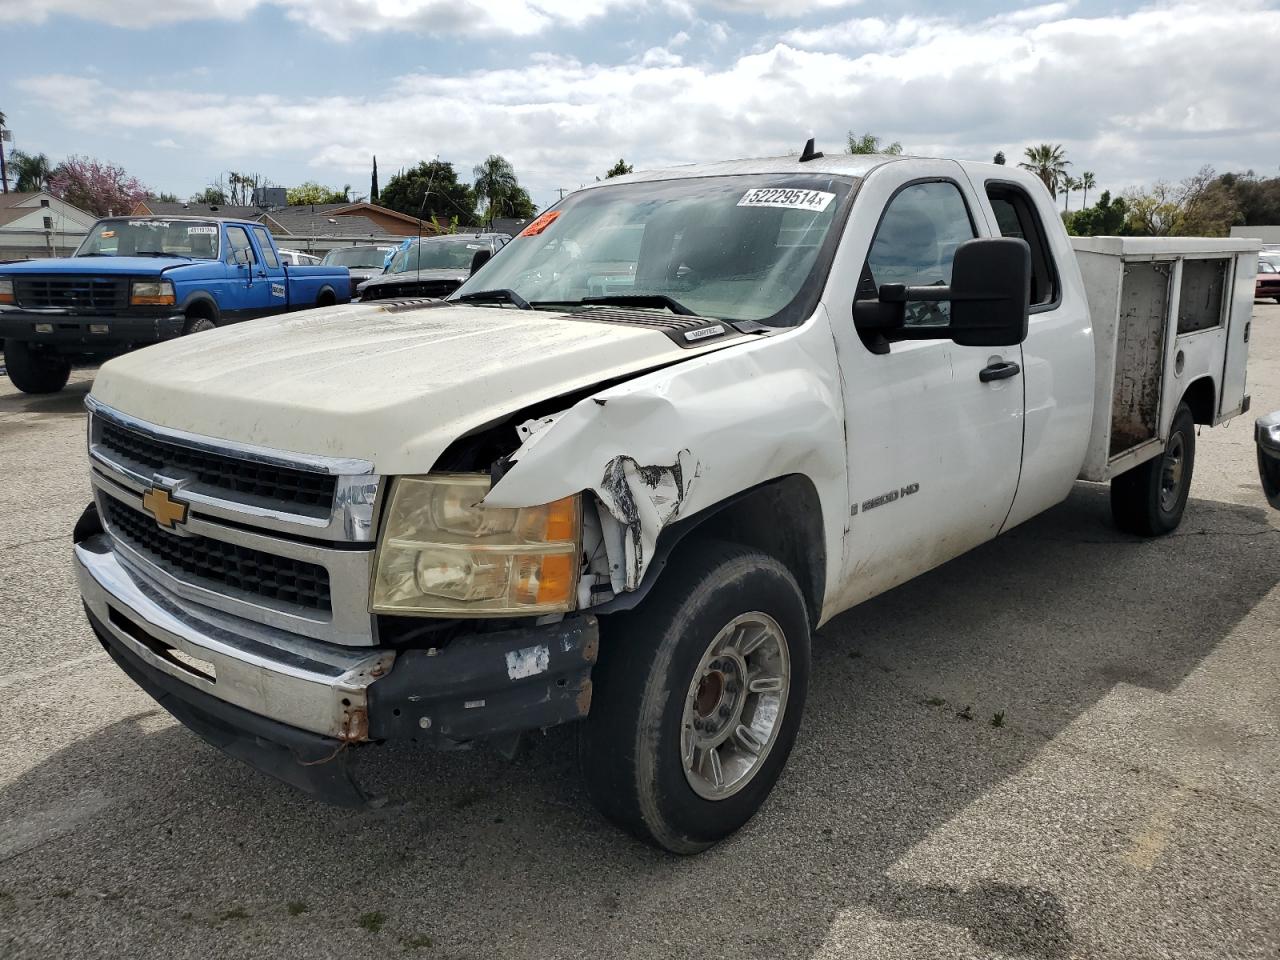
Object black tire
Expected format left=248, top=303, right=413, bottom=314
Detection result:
left=183, top=316, right=216, bottom=335
left=581, top=540, right=811, bottom=854
left=1110, top=401, right=1196, bottom=536
left=3, top=339, right=71, bottom=394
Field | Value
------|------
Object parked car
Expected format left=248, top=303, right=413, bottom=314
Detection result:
left=0, top=217, right=350, bottom=394
left=1257, top=259, right=1280, bottom=302
left=322, top=244, right=398, bottom=298
left=278, top=248, right=323, bottom=266
left=71, top=153, right=1254, bottom=852
left=359, top=234, right=509, bottom=301
left=1258, top=411, right=1280, bottom=509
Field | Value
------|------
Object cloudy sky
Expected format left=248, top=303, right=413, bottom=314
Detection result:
left=1, top=0, right=1277, bottom=210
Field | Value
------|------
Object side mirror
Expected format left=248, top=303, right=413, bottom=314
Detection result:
left=470, top=248, right=493, bottom=275
left=853, top=237, right=1031, bottom=349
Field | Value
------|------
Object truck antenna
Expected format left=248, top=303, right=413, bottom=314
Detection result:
left=799, top=138, right=823, bottom=162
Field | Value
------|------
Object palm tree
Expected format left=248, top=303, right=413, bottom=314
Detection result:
left=10, top=150, right=52, bottom=192
left=1061, top=175, right=1081, bottom=211
left=847, top=131, right=903, bottom=155
left=473, top=154, right=518, bottom=226
left=1018, top=144, right=1071, bottom=198
left=1079, top=171, right=1096, bottom=208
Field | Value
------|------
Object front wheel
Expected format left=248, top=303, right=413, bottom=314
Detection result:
left=3, top=339, right=71, bottom=394
left=1110, top=401, right=1196, bottom=536
left=581, top=541, right=811, bottom=853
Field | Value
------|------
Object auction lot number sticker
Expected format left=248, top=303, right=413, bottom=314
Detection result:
left=737, top=188, right=835, bottom=212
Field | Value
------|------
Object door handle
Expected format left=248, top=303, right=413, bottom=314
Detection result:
left=979, top=360, right=1021, bottom=383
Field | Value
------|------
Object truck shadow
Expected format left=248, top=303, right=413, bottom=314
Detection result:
left=0, top=374, right=94, bottom=419
left=2, top=484, right=1277, bottom=959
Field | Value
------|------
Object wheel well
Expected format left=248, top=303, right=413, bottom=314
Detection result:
left=672, top=475, right=826, bottom=628
left=184, top=298, right=218, bottom=323
left=316, top=287, right=337, bottom=307
left=1182, top=376, right=1216, bottom=425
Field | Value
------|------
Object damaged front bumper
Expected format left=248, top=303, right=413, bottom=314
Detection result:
left=75, top=534, right=598, bottom=807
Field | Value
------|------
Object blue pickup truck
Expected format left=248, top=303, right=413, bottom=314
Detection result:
left=0, top=216, right=350, bottom=394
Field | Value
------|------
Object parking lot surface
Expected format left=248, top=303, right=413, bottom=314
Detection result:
left=1, top=306, right=1278, bottom=960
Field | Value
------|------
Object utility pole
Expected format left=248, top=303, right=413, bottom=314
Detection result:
left=0, top=123, right=10, bottom=194
left=556, top=187, right=566, bottom=201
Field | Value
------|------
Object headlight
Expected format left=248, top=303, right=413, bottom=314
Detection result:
left=130, top=280, right=175, bottom=306
left=0, top=279, right=13, bottom=305
left=371, top=475, right=580, bottom=616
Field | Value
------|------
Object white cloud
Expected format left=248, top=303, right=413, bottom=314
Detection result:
left=15, top=1, right=1280, bottom=201
left=151, top=138, right=182, bottom=149
left=0, top=0, right=855, bottom=38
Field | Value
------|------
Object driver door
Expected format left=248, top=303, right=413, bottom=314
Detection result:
left=827, top=164, right=1025, bottom=609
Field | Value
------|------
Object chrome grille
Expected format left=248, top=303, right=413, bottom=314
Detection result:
left=99, top=419, right=337, bottom=510
left=15, top=275, right=129, bottom=312
left=102, top=496, right=332, bottom=612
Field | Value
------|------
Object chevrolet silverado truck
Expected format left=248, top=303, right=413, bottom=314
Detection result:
left=0, top=216, right=350, bottom=394
left=71, top=151, right=1256, bottom=853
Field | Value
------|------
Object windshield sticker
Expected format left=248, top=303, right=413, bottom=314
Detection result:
left=519, top=211, right=561, bottom=237
left=187, top=225, right=217, bottom=235
left=466, top=243, right=484, bottom=249
left=271, top=282, right=285, bottom=299
left=127, top=220, right=170, bottom=228
left=100, top=230, right=116, bottom=238
left=737, top=188, right=835, bottom=212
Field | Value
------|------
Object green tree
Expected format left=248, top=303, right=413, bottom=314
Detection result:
left=1079, top=171, right=1096, bottom=208
left=847, top=131, right=903, bottom=155
left=190, top=186, right=226, bottom=206
left=1123, top=181, right=1183, bottom=236
left=1064, top=190, right=1127, bottom=236
left=473, top=154, right=519, bottom=225
left=1061, top=175, right=1080, bottom=211
left=370, top=155, right=379, bottom=204
left=993, top=151, right=1006, bottom=165
left=604, top=158, right=633, bottom=178
left=9, top=150, right=52, bottom=192
left=1019, top=144, right=1070, bottom=198
left=287, top=181, right=349, bottom=205
left=149, top=191, right=179, bottom=203
left=380, top=160, right=477, bottom=226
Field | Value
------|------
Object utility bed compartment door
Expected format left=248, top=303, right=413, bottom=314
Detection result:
left=1218, top=255, right=1254, bottom=418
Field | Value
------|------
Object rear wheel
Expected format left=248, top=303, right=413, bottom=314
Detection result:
left=581, top=541, right=810, bottom=853
left=3, top=339, right=71, bottom=394
left=1110, top=401, right=1196, bottom=536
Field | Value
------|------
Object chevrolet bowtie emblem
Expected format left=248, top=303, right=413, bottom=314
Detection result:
left=141, top=486, right=189, bottom=530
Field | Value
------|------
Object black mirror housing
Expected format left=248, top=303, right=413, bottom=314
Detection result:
left=853, top=237, right=1031, bottom=350
left=948, top=237, right=1031, bottom=347
left=470, top=248, right=493, bottom=275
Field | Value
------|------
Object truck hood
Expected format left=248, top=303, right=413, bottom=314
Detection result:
left=2, top=256, right=192, bottom=275
left=89, top=301, right=745, bottom=474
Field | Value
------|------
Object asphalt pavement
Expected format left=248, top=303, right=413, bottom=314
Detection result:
left=0, top=306, right=1278, bottom=959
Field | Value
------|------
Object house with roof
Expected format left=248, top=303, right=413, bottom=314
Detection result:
left=0, top=191, right=97, bottom=260
left=129, top=198, right=444, bottom=256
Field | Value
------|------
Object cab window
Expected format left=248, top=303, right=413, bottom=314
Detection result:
left=986, top=183, right=1058, bottom=308
left=864, top=181, right=976, bottom=327
left=225, top=226, right=257, bottom=265
left=251, top=227, right=280, bottom=269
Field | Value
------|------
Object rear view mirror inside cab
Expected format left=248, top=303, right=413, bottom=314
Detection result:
left=854, top=237, right=1032, bottom=352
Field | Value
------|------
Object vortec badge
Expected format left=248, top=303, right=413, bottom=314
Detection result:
left=141, top=486, right=189, bottom=530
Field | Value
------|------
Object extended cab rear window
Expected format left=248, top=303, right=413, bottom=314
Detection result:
left=985, top=183, right=1059, bottom=309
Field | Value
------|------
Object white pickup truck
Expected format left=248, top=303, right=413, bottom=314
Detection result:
left=72, top=151, right=1256, bottom=853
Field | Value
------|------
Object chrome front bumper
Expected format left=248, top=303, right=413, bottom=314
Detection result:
left=75, top=534, right=393, bottom=740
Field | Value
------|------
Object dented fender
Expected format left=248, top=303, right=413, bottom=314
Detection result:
left=485, top=308, right=849, bottom=615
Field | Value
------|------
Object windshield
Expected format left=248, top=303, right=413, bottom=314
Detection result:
left=77, top=219, right=220, bottom=259
left=452, top=173, right=855, bottom=323
left=324, top=247, right=390, bottom=268
left=388, top=238, right=488, bottom=274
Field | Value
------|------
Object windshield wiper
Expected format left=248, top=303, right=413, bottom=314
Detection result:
left=453, top=288, right=531, bottom=310
left=579, top=294, right=696, bottom=316
left=133, top=251, right=191, bottom=259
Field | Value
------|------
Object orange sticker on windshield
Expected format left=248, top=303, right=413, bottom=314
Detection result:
left=519, top=211, right=560, bottom=237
